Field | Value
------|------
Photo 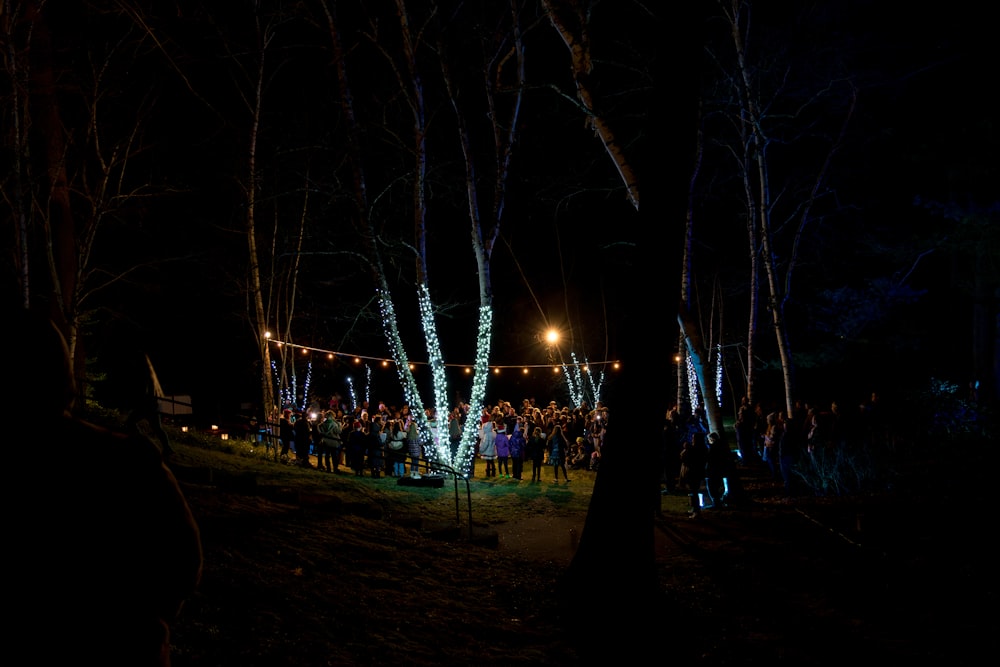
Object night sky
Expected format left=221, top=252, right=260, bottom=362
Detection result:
left=6, top=1, right=996, bottom=420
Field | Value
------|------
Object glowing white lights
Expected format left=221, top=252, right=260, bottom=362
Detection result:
left=263, top=309, right=619, bottom=477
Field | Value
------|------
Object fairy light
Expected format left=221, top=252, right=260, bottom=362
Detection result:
left=267, top=338, right=619, bottom=371
left=715, top=344, right=723, bottom=404
left=686, top=352, right=700, bottom=410
left=346, top=376, right=357, bottom=413
left=561, top=352, right=584, bottom=408
left=374, top=286, right=495, bottom=477
left=300, top=361, right=313, bottom=412
left=376, top=287, right=426, bottom=429
left=456, top=303, right=493, bottom=477
left=560, top=352, right=605, bottom=409
left=415, top=284, right=452, bottom=466
left=263, top=295, right=623, bottom=477
left=272, top=359, right=293, bottom=410
left=365, top=363, right=371, bottom=406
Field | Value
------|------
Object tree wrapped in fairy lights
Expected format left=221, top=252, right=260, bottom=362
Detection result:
left=324, top=1, right=526, bottom=476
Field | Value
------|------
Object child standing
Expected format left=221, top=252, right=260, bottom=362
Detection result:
left=494, top=423, right=511, bottom=478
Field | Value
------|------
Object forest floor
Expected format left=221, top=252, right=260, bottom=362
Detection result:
left=166, top=441, right=993, bottom=667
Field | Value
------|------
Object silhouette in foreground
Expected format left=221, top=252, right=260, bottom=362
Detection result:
left=6, top=307, right=203, bottom=667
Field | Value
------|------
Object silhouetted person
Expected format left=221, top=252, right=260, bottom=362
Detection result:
left=278, top=409, right=295, bottom=461
left=293, top=410, right=313, bottom=467
left=680, top=431, right=708, bottom=518
left=6, top=307, right=202, bottom=666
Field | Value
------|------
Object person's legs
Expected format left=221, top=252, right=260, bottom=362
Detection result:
left=688, top=492, right=701, bottom=517
left=702, top=478, right=716, bottom=508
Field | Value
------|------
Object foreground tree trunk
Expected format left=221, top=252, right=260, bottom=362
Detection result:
left=551, top=2, right=709, bottom=656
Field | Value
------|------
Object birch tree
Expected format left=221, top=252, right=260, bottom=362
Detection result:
left=714, top=0, right=855, bottom=417
left=320, top=0, right=526, bottom=474
left=542, top=0, right=728, bottom=435
left=3, top=3, right=173, bottom=383
left=539, top=0, right=710, bottom=652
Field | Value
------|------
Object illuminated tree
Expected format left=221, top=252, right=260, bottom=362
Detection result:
left=320, top=0, right=526, bottom=474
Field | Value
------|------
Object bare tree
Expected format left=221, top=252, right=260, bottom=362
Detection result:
left=3, top=3, right=173, bottom=384
left=320, top=0, right=526, bottom=473
left=542, top=0, right=728, bottom=435
left=539, top=0, right=711, bottom=653
left=714, top=0, right=855, bottom=417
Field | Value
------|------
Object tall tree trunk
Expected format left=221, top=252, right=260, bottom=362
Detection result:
left=546, top=2, right=709, bottom=656
left=4, top=0, right=32, bottom=309
left=28, top=3, right=77, bottom=347
left=243, top=21, right=277, bottom=422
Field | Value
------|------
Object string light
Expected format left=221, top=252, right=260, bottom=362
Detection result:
left=266, top=292, right=618, bottom=478
left=266, top=338, right=621, bottom=370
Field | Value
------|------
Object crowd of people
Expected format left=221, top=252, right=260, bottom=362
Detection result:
left=268, top=397, right=611, bottom=483
left=663, top=392, right=895, bottom=518
left=267, top=389, right=890, bottom=517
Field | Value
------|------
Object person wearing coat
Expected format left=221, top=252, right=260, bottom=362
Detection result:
left=316, top=411, right=343, bottom=473
left=292, top=411, right=313, bottom=468
left=494, top=423, right=511, bottom=478
left=508, top=423, right=526, bottom=481
left=680, top=431, right=709, bottom=518
left=478, top=419, right=497, bottom=478
left=406, top=417, right=423, bottom=479
left=526, top=426, right=546, bottom=482
left=368, top=415, right=386, bottom=478
left=278, top=409, right=295, bottom=462
left=346, top=420, right=367, bottom=476
left=546, top=424, right=572, bottom=483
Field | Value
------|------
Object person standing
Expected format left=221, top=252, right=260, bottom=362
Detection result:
left=734, top=396, right=757, bottom=465
left=406, top=415, right=423, bottom=479
left=763, top=411, right=784, bottom=481
left=680, top=431, right=709, bottom=518
left=448, top=407, right=463, bottom=460
left=660, top=408, right=683, bottom=494
left=780, top=406, right=806, bottom=495
left=494, top=423, right=511, bottom=478
left=526, top=426, right=546, bottom=482
left=293, top=411, right=313, bottom=468
left=704, top=431, right=729, bottom=509
left=316, top=410, right=341, bottom=473
left=368, top=415, right=386, bottom=478
left=346, top=420, right=367, bottom=476
left=508, top=421, right=526, bottom=481
left=479, top=418, right=497, bottom=478
left=278, top=409, right=295, bottom=463
left=387, top=418, right=408, bottom=477
left=546, top=424, right=571, bottom=483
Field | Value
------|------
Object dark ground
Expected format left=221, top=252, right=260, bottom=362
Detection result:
left=166, top=444, right=993, bottom=666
